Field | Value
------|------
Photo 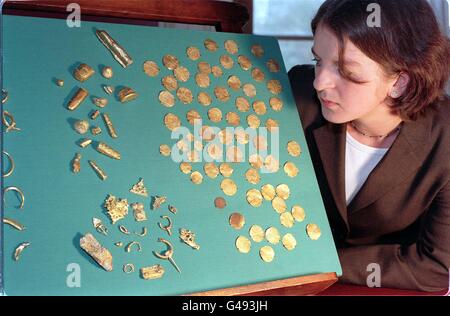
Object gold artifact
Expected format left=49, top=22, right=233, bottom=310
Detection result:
left=229, top=213, right=245, bottom=230
left=227, top=75, right=241, bottom=90
left=264, top=155, right=280, bottom=173
left=123, top=263, right=135, bottom=274
left=174, top=66, right=190, bottom=82
left=96, top=142, right=121, bottom=160
left=2, top=111, right=21, bottom=132
left=79, top=233, right=113, bottom=271
left=104, top=195, right=128, bottom=224
left=179, top=228, right=200, bottom=250
left=180, top=162, right=192, bottom=174
left=261, top=184, right=276, bottom=201
left=89, top=160, right=107, bottom=180
left=14, top=242, right=31, bottom=261
left=176, top=87, right=193, bottom=104
left=265, top=118, right=279, bottom=133
left=247, top=114, right=260, bottom=129
left=265, top=227, right=281, bottom=245
left=132, top=203, right=147, bottom=222
left=93, top=97, right=108, bottom=108
left=306, top=224, right=322, bottom=240
left=96, top=29, right=133, bottom=68
left=251, top=44, right=264, bottom=57
left=198, top=91, right=212, bottom=106
left=272, top=196, right=287, bottom=214
left=225, top=112, right=240, bottom=126
left=284, top=162, right=299, bottom=178
left=143, top=60, right=160, bottom=77
left=162, top=54, right=179, bottom=70
left=253, top=100, right=267, bottom=115
left=115, top=242, right=123, bottom=247
left=118, top=87, right=138, bottom=103
left=92, top=217, right=108, bottom=236
left=135, top=227, right=148, bottom=237
left=141, top=265, right=165, bottom=280
left=3, top=186, right=25, bottom=209
left=220, top=179, right=238, bottom=196
left=186, top=46, right=201, bottom=60
left=73, top=63, right=95, bottom=82
left=119, top=225, right=130, bottom=235
left=158, top=215, right=173, bottom=236
left=245, top=168, right=260, bottom=185
left=287, top=140, right=301, bottom=157
left=74, top=120, right=89, bottom=134
left=266, top=59, right=280, bottom=72
left=90, top=110, right=100, bottom=120
left=276, top=184, right=290, bottom=200
left=219, top=163, right=233, bottom=177
left=214, top=197, right=227, bottom=209
left=56, top=79, right=64, bottom=87
left=238, top=55, right=252, bottom=71
left=282, top=233, right=297, bottom=251
left=125, top=241, right=142, bottom=253
left=235, top=236, right=251, bottom=254
left=186, top=109, right=201, bottom=125
left=168, top=205, right=177, bottom=214
left=235, top=129, right=250, bottom=145
left=198, top=61, right=212, bottom=74
left=224, top=39, right=238, bottom=54
left=162, top=75, right=178, bottom=91
left=2, top=89, right=8, bottom=104
left=249, top=154, right=263, bottom=169
left=102, top=66, right=113, bottom=79
left=2, top=151, right=15, bottom=178
left=204, top=162, right=220, bottom=179
left=204, top=39, right=218, bottom=51
left=67, top=88, right=88, bottom=111
left=235, top=97, right=250, bottom=112
left=153, top=238, right=181, bottom=273
left=164, top=113, right=181, bottom=131
left=152, top=196, right=167, bottom=210
left=129, top=178, right=148, bottom=197
left=251, top=68, right=265, bottom=82
left=3, top=218, right=25, bottom=231
left=103, top=85, right=114, bottom=95
left=214, top=86, right=230, bottom=102
left=246, top=189, right=263, bottom=207
left=267, top=79, right=282, bottom=95
left=102, top=113, right=118, bottom=138
left=190, top=171, right=203, bottom=185
left=195, top=73, right=210, bottom=88
left=220, top=55, right=234, bottom=69
left=280, top=212, right=295, bottom=228
left=259, top=246, right=275, bottom=263
left=270, top=97, right=283, bottom=112
left=160, top=144, right=172, bottom=157
left=249, top=225, right=264, bottom=243
left=91, top=126, right=102, bottom=136
left=243, top=83, right=256, bottom=98
left=292, top=205, right=306, bottom=222
left=211, top=65, right=223, bottom=78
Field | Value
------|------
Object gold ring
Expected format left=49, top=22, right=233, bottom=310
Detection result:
left=2, top=89, right=8, bottom=104
left=2, top=111, right=21, bottom=132
left=123, top=263, right=135, bottom=274
left=2, top=151, right=15, bottom=178
left=3, top=186, right=25, bottom=209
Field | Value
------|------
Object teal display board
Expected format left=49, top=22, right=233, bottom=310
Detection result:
left=1, top=14, right=341, bottom=295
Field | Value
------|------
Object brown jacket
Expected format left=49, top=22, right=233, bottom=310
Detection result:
left=289, top=65, right=450, bottom=292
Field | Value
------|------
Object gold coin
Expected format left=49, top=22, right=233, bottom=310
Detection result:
left=214, top=86, right=230, bottom=102
left=224, top=39, right=239, bottom=54
left=226, top=112, right=241, bottom=126
left=180, top=162, right=192, bottom=174
left=306, top=224, right=322, bottom=240
left=245, top=168, right=260, bottom=185
left=276, top=184, right=290, bottom=200
left=159, top=144, right=171, bottom=157
left=243, top=83, right=256, bottom=98
left=282, top=233, right=297, bottom=251
left=219, top=163, right=234, bottom=177
left=176, top=139, right=189, bottom=152
left=272, top=196, right=287, bottom=214
left=267, top=79, right=282, bottom=95
left=235, top=97, right=250, bottom=112
left=264, top=155, right=280, bottom=173
left=260, top=246, right=275, bottom=263
left=253, top=135, right=268, bottom=151
left=246, top=189, right=263, bottom=207
left=220, top=55, right=234, bottom=69
left=292, top=205, right=306, bottom=222
left=198, top=61, right=212, bottom=74
left=227, top=75, right=241, bottom=90
left=200, top=126, right=216, bottom=141
left=280, top=212, right=295, bottom=228
left=226, top=146, right=244, bottom=162
left=158, top=91, right=175, bottom=107
left=198, top=92, right=212, bottom=106
left=174, top=66, right=190, bottom=82
left=218, top=129, right=233, bottom=145
left=214, top=197, right=227, bottom=209
left=284, top=161, right=299, bottom=177
left=270, top=97, right=283, bottom=112
left=287, top=141, right=302, bottom=157
left=249, top=225, right=265, bottom=243
left=253, top=100, right=267, bottom=115
left=204, top=162, right=220, bottom=179
left=187, top=150, right=200, bottom=162
left=249, top=154, right=264, bottom=169
left=143, top=60, right=160, bottom=77
left=251, top=44, right=264, bottom=58
left=208, top=107, right=223, bottom=123
left=265, top=119, right=279, bottom=133
left=162, top=54, right=179, bottom=70
left=206, top=143, right=223, bottom=160
left=186, top=133, right=195, bottom=142
left=164, top=113, right=181, bottom=131
left=261, top=184, right=276, bottom=201
left=266, top=59, right=280, bottom=73
left=193, top=140, right=203, bottom=151
left=186, top=109, right=202, bottom=125
left=236, top=236, right=251, bottom=254
left=211, top=65, right=223, bottom=78
left=221, top=178, right=238, bottom=196
left=195, top=72, right=210, bottom=88
left=247, top=114, right=261, bottom=129
left=204, top=39, right=218, bottom=52
left=229, top=212, right=245, bottom=230
left=176, top=87, right=193, bottom=104
left=161, top=75, right=178, bottom=91
left=238, top=55, right=252, bottom=71
left=186, top=46, right=201, bottom=60
left=251, top=68, right=265, bottom=82
left=234, top=128, right=249, bottom=144
left=191, top=171, right=203, bottom=184
left=265, top=227, right=281, bottom=245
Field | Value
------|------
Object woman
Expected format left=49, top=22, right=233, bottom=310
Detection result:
left=289, top=0, right=450, bottom=291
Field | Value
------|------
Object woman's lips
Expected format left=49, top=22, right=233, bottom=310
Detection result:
left=321, top=98, right=338, bottom=108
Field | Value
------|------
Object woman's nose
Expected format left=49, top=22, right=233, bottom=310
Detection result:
left=313, top=66, right=336, bottom=92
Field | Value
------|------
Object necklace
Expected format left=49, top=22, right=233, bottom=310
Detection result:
left=350, top=121, right=403, bottom=139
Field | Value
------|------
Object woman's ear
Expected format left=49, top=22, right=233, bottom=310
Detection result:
left=389, top=72, right=410, bottom=98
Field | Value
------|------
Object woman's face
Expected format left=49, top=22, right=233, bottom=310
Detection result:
left=312, top=24, right=397, bottom=124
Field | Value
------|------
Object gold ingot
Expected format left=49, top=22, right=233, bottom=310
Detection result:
left=267, top=79, right=282, bottom=95
left=102, top=66, right=113, bottom=79
left=73, top=63, right=95, bottom=82
left=260, top=246, right=275, bottom=263
left=90, top=110, right=100, bottom=120
left=226, top=112, right=240, bottom=126
left=96, top=30, right=133, bottom=68
left=211, top=65, right=223, bottom=78
left=207, top=107, right=222, bottom=123
left=204, top=39, right=218, bottom=51
left=227, top=75, right=241, bottom=90
left=67, top=88, right=88, bottom=111
left=79, top=233, right=113, bottom=271
left=180, top=162, right=192, bottom=174
left=102, top=113, right=118, bottom=138
left=220, top=178, right=238, bottom=196
left=186, top=46, right=201, bottom=60
left=226, top=146, right=244, bottom=163
left=276, top=184, right=290, bottom=200
left=253, top=135, right=268, bottom=151
left=249, top=154, right=263, bottom=169
left=74, top=120, right=89, bottom=134
left=265, top=227, right=281, bottom=245
left=195, top=73, right=210, bottom=88
left=261, top=184, right=276, bottom=201
left=97, top=142, right=121, bottom=160
left=251, top=44, right=264, bottom=57
left=306, top=223, right=322, bottom=240
left=238, top=55, right=252, bottom=71
left=89, top=160, right=107, bottom=180
left=229, top=212, right=245, bottom=230
left=187, top=150, right=200, bottom=163
left=249, top=225, right=265, bottom=243
left=253, top=100, right=267, bottom=115
left=164, top=113, right=181, bottom=131
left=224, top=39, right=239, bottom=54
left=214, top=86, right=230, bottom=102
left=72, top=153, right=82, bottom=173
left=132, top=202, right=147, bottom=222
left=220, top=55, right=234, bottom=69
left=174, top=66, right=190, bottom=82
left=162, top=75, right=178, bottom=91
left=270, top=97, right=283, bottom=112
left=264, top=155, right=280, bottom=173
left=236, top=236, right=251, bottom=253
left=190, top=171, right=203, bottom=185
left=235, top=129, right=249, bottom=145
left=176, top=87, right=193, bottom=104
left=219, top=163, right=234, bottom=177
left=235, top=97, right=250, bottom=112
left=141, top=265, right=165, bottom=280
left=218, top=129, right=233, bottom=145
left=246, top=189, right=263, bottom=207
left=118, top=87, right=138, bottom=103
left=206, top=143, right=223, bottom=160
left=284, top=161, right=299, bottom=178
left=143, top=60, right=160, bottom=77
left=78, top=138, right=92, bottom=148
left=129, top=179, right=148, bottom=197
left=251, top=68, right=265, bottom=82
left=198, top=91, right=212, bottom=106
left=292, top=205, right=306, bottom=222
left=204, top=162, right=220, bottom=179
left=287, top=141, right=302, bottom=157
left=266, top=59, right=280, bottom=73
left=280, top=212, right=295, bottom=228
left=186, top=109, right=201, bottom=125
left=272, top=196, right=287, bottom=214
left=245, top=168, right=260, bottom=185
left=162, top=54, right=179, bottom=70
left=243, top=83, right=256, bottom=98
left=104, top=195, right=128, bottom=224
left=91, top=126, right=102, bottom=136
left=198, top=62, right=212, bottom=74
left=282, top=233, right=297, bottom=251
left=265, top=118, right=279, bottom=133
left=158, top=91, right=175, bottom=108
left=200, top=126, right=216, bottom=141
left=247, top=114, right=261, bottom=129
left=160, top=144, right=172, bottom=157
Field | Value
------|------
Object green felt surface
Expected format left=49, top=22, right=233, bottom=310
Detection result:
left=1, top=14, right=341, bottom=296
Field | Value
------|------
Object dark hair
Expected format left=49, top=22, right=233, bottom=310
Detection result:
left=311, top=0, right=450, bottom=120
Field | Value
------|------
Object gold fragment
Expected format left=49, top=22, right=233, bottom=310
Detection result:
left=1, top=89, right=8, bottom=104
left=229, top=212, right=245, bottom=230
left=227, top=75, right=241, bottom=90
left=220, top=55, right=234, bottom=69
left=74, top=120, right=89, bottom=134
left=186, top=46, right=201, bottom=60
left=56, top=79, right=64, bottom=87
left=160, top=144, right=172, bottom=157
left=280, top=212, right=295, bottom=228
left=260, top=246, right=275, bottom=263
left=282, top=233, right=297, bottom=251
left=270, top=97, right=284, bottom=112
left=219, top=163, right=234, bottom=177
left=72, top=153, right=81, bottom=173
left=251, top=44, right=264, bottom=57
left=214, top=86, right=230, bottom=102
left=104, top=195, right=129, bottom=224
left=3, top=186, right=25, bottom=209
left=102, top=66, right=113, bottom=79
left=243, top=83, right=256, bottom=98
left=276, top=184, right=290, bottom=200
left=141, top=264, right=165, bottom=280
left=204, top=39, right=218, bottom=51
left=292, top=205, right=306, bottom=222
left=204, top=162, right=220, bottom=178
left=190, top=171, right=203, bottom=185
left=247, top=114, right=261, bottom=129
left=79, top=233, right=113, bottom=271
left=67, top=88, right=88, bottom=111
left=132, top=203, right=147, bottom=222
left=125, top=241, right=142, bottom=253
left=174, top=66, right=190, bottom=82
left=3, top=218, right=25, bottom=231
left=89, top=160, right=107, bottom=180
left=221, top=178, right=238, bottom=196
left=226, top=111, right=240, bottom=126
left=245, top=168, right=260, bottom=185
left=96, top=30, right=133, bottom=68
left=93, top=217, right=108, bottom=236
left=235, top=97, right=250, bottom=112
left=238, top=55, right=252, bottom=71
left=158, top=215, right=173, bottom=236
left=143, top=60, right=160, bottom=77
left=287, top=141, right=302, bottom=157
left=74, top=63, right=95, bottom=82
left=103, top=85, right=114, bottom=95
left=162, top=54, right=179, bottom=70
left=119, top=225, right=130, bottom=235
left=236, top=236, right=251, bottom=254
left=249, top=225, right=264, bottom=243
left=162, top=75, right=178, bottom=91
left=2, top=111, right=21, bottom=132
left=153, top=238, right=181, bottom=273
left=267, top=79, right=282, bottom=95
left=284, top=161, right=299, bottom=178
left=93, top=97, right=108, bottom=108
left=195, top=72, right=210, bottom=88
left=198, top=91, right=212, bottom=106
left=14, top=242, right=31, bottom=262
left=180, top=228, right=200, bottom=250
left=123, top=263, right=135, bottom=274
left=272, top=196, right=287, bottom=214
left=102, top=113, right=118, bottom=138
left=211, top=65, right=223, bottom=78
left=253, top=100, right=267, bottom=115
left=246, top=189, right=263, bottom=207
left=90, top=110, right=100, bottom=120
left=180, top=162, right=193, bottom=174
left=96, top=142, right=120, bottom=160
left=152, top=196, right=167, bottom=210
left=118, top=87, right=138, bottom=103
left=176, top=87, right=193, bottom=104
left=265, top=227, right=281, bottom=245
left=130, top=178, right=148, bottom=197
left=115, top=242, right=123, bottom=247
left=168, top=205, right=178, bottom=214
left=251, top=68, right=265, bottom=82
left=306, top=224, right=322, bottom=240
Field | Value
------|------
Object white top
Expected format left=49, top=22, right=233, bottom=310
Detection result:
left=345, top=132, right=389, bottom=205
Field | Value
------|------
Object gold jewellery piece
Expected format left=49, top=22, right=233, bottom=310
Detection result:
left=96, top=142, right=121, bottom=160
left=3, top=186, right=25, bottom=209
left=118, top=87, right=138, bottom=103
left=73, top=63, right=95, bottom=82
left=180, top=229, right=200, bottom=250
left=92, top=217, right=108, bottom=236
left=152, top=196, right=167, bottom=210
left=123, top=263, right=135, bottom=274
left=14, top=242, right=31, bottom=261
left=2, top=151, right=15, bottom=178
left=158, top=215, right=173, bottom=236
left=96, top=30, right=133, bottom=68
left=119, top=225, right=130, bottom=235
left=153, top=238, right=181, bottom=273
left=67, top=88, right=88, bottom=111
left=125, top=241, right=142, bottom=253
left=135, top=227, right=148, bottom=237
left=2, top=89, right=8, bottom=104
left=102, top=113, right=118, bottom=138
left=141, top=264, right=165, bottom=280
left=2, top=111, right=21, bottom=132
left=104, top=195, right=128, bottom=224
left=79, top=233, right=113, bottom=271
left=72, top=153, right=81, bottom=173
left=89, top=160, right=107, bottom=180
left=3, top=218, right=25, bottom=231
